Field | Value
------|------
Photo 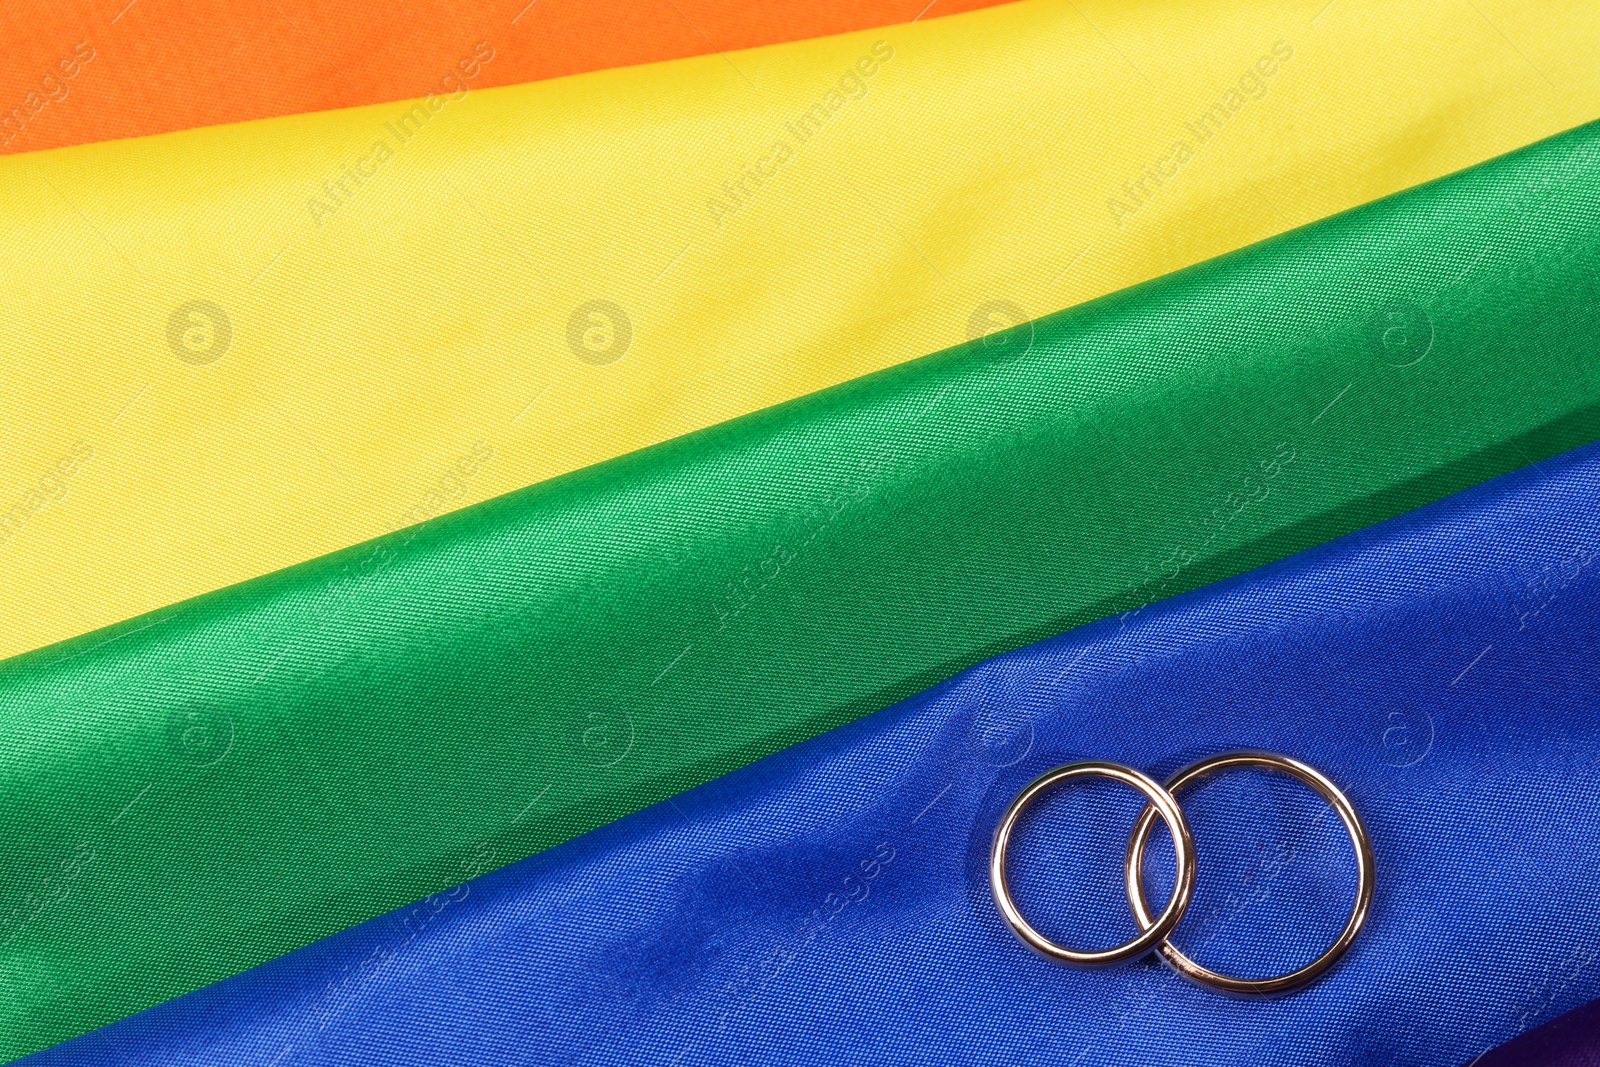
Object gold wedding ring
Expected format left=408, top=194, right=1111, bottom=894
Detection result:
left=990, top=750, right=1373, bottom=995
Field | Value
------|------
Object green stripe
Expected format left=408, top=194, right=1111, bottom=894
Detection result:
left=5, top=118, right=1600, bottom=1058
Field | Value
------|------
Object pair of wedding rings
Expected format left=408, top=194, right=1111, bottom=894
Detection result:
left=989, top=751, right=1374, bottom=995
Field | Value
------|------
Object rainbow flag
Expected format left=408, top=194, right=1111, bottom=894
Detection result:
left=1, top=1, right=1598, bottom=1062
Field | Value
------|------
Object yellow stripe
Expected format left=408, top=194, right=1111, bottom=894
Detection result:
left=0, top=0, right=1594, bottom=660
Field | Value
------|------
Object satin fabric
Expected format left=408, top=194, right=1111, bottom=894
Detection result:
left=0, top=0, right=1006, bottom=156
left=2, top=118, right=1599, bottom=1059
left=5, top=0, right=1600, bottom=660
left=26, top=435, right=1600, bottom=1067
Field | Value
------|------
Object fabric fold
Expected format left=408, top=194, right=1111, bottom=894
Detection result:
left=0, top=0, right=1009, bottom=156
left=4, top=0, right=1600, bottom=660
left=1476, top=996, right=1600, bottom=1066
left=1, top=116, right=1599, bottom=1058
left=27, top=418, right=1600, bottom=1067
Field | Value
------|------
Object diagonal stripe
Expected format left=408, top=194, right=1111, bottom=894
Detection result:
left=2, top=0, right=1600, bottom=664
left=0, top=0, right=1009, bottom=156
left=29, top=408, right=1600, bottom=1067
left=2, top=113, right=1600, bottom=1058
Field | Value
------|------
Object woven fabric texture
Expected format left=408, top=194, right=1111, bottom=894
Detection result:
left=27, top=433, right=1600, bottom=1067
left=0, top=117, right=1598, bottom=1058
left=2, top=0, right=1597, bottom=660
left=0, top=0, right=1008, bottom=156
left=1478, top=997, right=1600, bottom=1067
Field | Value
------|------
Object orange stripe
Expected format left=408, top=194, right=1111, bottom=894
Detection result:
left=0, top=0, right=1005, bottom=155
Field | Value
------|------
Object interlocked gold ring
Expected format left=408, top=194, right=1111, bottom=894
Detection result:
left=1124, top=750, right=1375, bottom=995
left=989, top=761, right=1197, bottom=966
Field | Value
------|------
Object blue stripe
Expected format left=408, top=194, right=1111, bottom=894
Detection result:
left=31, top=439, right=1600, bottom=1066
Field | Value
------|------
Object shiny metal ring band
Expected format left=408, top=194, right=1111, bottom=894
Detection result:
left=1124, top=750, right=1376, bottom=995
left=990, top=760, right=1197, bottom=966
